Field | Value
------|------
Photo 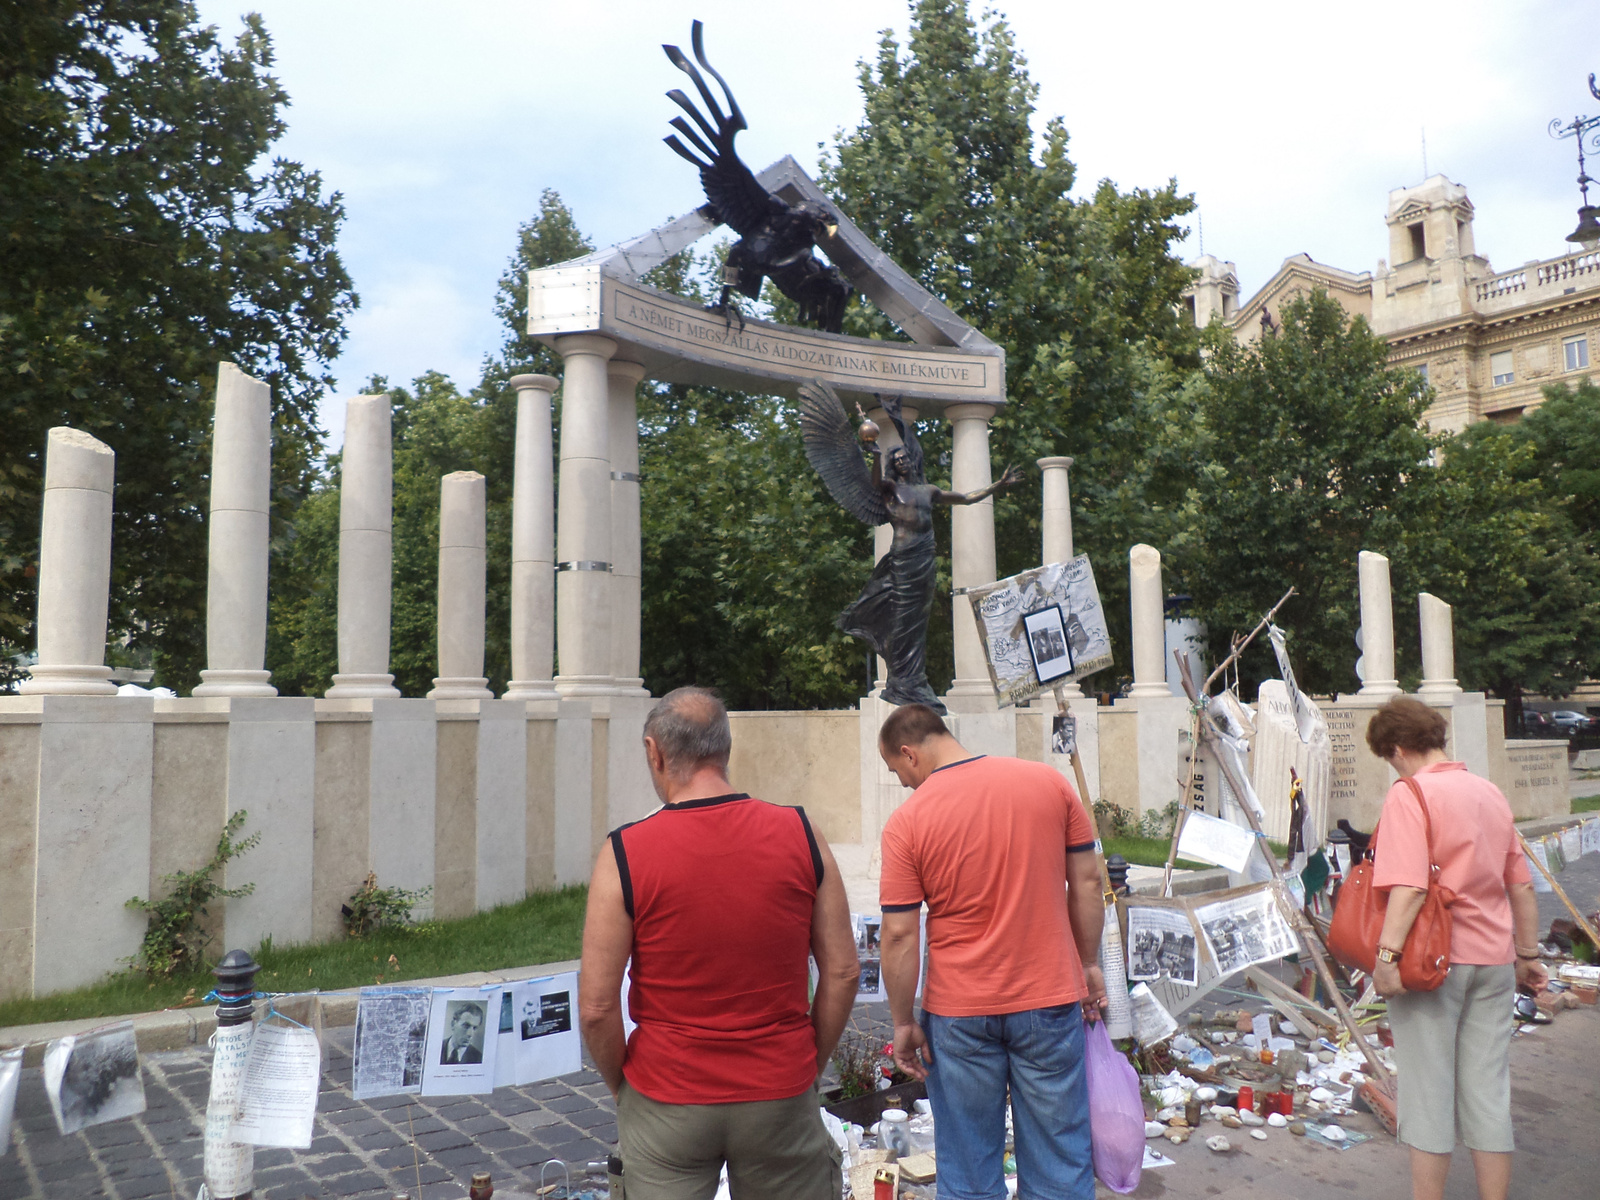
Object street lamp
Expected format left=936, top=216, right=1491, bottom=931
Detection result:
left=1550, top=74, right=1600, bottom=253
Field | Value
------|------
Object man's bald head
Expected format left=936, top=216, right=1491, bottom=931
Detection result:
left=642, top=686, right=732, bottom=781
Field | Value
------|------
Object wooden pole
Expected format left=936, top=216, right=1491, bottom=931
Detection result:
left=1517, top=828, right=1600, bottom=950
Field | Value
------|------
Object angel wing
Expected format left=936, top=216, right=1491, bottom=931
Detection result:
left=798, top=380, right=889, bottom=527
left=661, top=21, right=784, bottom=238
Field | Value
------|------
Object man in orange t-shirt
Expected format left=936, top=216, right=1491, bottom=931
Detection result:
left=877, top=704, right=1107, bottom=1200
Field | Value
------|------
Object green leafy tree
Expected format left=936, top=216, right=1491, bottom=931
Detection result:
left=1179, top=290, right=1439, bottom=694
left=1502, top=378, right=1600, bottom=538
left=818, top=0, right=1199, bottom=688
left=1, top=2, right=355, bottom=690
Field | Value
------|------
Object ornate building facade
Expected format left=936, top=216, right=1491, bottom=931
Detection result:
left=1186, top=175, right=1600, bottom=432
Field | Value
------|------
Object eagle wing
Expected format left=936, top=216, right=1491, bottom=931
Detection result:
left=662, top=21, right=782, bottom=239
left=798, top=380, right=889, bottom=527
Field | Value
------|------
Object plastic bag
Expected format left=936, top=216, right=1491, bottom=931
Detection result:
left=1084, top=1015, right=1143, bottom=1194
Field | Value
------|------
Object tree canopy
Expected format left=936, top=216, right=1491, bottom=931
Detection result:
left=1, top=0, right=354, bottom=689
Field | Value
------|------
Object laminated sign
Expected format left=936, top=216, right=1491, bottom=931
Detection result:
left=964, top=556, right=1113, bottom=708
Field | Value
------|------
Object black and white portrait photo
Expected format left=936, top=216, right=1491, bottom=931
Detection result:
left=520, top=991, right=573, bottom=1040
left=1022, top=605, right=1074, bottom=684
left=438, top=1001, right=486, bottom=1065
left=43, top=1022, right=146, bottom=1135
left=1051, top=712, right=1076, bottom=756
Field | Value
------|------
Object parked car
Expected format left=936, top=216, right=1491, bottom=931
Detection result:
left=1548, top=709, right=1598, bottom=734
left=1523, top=711, right=1562, bottom=737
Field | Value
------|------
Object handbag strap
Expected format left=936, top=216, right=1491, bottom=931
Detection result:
left=1399, top=775, right=1440, bottom=871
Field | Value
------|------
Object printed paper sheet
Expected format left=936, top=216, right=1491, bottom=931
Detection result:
left=1193, top=886, right=1301, bottom=975
left=353, top=988, right=430, bottom=1100
left=231, top=1022, right=321, bottom=1148
left=1125, top=904, right=1201, bottom=987
left=965, top=556, right=1113, bottom=707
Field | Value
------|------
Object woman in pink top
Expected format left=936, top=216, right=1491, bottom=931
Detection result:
left=1366, top=698, right=1546, bottom=1200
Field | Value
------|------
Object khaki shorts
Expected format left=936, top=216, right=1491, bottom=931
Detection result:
left=1387, top=962, right=1515, bottom=1155
left=616, top=1081, right=842, bottom=1200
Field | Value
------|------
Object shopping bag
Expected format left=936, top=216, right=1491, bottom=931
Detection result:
left=1084, top=1015, right=1142, bottom=1194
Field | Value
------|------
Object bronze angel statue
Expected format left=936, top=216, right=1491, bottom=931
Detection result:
left=799, top=381, right=1022, bottom=712
left=662, top=22, right=852, bottom=332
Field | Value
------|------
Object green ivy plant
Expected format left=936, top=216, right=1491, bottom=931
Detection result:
left=342, top=872, right=432, bottom=938
left=126, top=811, right=260, bottom=977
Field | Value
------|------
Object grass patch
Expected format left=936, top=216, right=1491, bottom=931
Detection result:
left=1100, top=835, right=1208, bottom=871
left=0, top=886, right=588, bottom=1029
left=1572, top=795, right=1600, bottom=815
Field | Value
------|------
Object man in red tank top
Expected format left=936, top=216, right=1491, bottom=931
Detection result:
left=579, top=687, right=859, bottom=1199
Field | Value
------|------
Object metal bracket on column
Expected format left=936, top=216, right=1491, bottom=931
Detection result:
left=556, top=561, right=613, bottom=572
left=609, top=471, right=642, bottom=483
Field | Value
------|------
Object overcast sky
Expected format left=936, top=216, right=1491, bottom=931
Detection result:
left=194, top=0, right=1600, bottom=446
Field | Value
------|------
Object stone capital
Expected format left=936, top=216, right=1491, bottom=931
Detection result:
left=1037, top=455, right=1075, bottom=471
left=508, top=373, right=559, bottom=394
left=944, top=403, right=996, bottom=424
left=606, top=360, right=648, bottom=386
left=553, top=334, right=618, bottom=362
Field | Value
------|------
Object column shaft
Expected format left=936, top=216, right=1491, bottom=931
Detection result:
left=21, top=427, right=117, bottom=694
left=505, top=374, right=559, bottom=700
left=608, top=361, right=648, bottom=695
left=429, top=471, right=491, bottom=698
left=1127, top=544, right=1170, bottom=697
left=327, top=395, right=400, bottom=697
left=195, top=362, right=276, bottom=696
left=1037, top=456, right=1081, bottom=695
left=554, top=335, right=617, bottom=695
left=1356, top=550, right=1400, bottom=696
left=946, top=404, right=999, bottom=702
left=1417, top=591, right=1460, bottom=696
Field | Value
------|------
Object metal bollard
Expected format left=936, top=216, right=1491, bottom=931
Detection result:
left=201, top=949, right=259, bottom=1200
left=1104, top=854, right=1130, bottom=896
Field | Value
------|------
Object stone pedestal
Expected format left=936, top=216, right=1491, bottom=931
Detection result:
left=1417, top=592, right=1460, bottom=696
left=505, top=374, right=559, bottom=701
left=554, top=335, right=617, bottom=697
left=428, top=472, right=492, bottom=699
left=1127, top=544, right=1170, bottom=698
left=1356, top=550, right=1401, bottom=697
left=196, top=363, right=277, bottom=697
left=945, top=405, right=1000, bottom=709
left=327, top=395, right=400, bottom=698
left=607, top=361, right=649, bottom=696
left=22, top=428, right=118, bottom=696
left=1037, top=456, right=1083, bottom=697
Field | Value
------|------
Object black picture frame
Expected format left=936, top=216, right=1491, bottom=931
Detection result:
left=1023, top=604, right=1075, bottom=684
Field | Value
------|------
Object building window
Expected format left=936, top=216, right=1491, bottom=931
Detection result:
left=1564, top=335, right=1590, bottom=371
left=1416, top=362, right=1430, bottom=385
left=1407, top=222, right=1426, bottom=261
left=1490, top=351, right=1514, bottom=387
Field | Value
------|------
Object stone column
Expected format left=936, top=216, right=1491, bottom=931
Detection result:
left=1127, top=544, right=1170, bottom=697
left=1039, top=455, right=1081, bottom=696
left=1038, top=456, right=1076, bottom=564
left=945, top=404, right=1000, bottom=704
left=326, top=395, right=400, bottom=697
left=428, top=471, right=492, bottom=699
left=553, top=334, right=617, bottom=696
left=608, top=361, right=649, bottom=696
left=21, top=427, right=117, bottom=695
left=868, top=405, right=915, bottom=692
left=1417, top=592, right=1460, bottom=696
left=195, top=363, right=277, bottom=697
left=504, top=374, right=559, bottom=701
left=1356, top=550, right=1401, bottom=697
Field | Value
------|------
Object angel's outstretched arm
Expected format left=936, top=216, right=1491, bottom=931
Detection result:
left=934, top=462, right=1024, bottom=507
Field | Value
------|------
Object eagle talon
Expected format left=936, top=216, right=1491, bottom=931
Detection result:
left=706, top=289, right=746, bottom=333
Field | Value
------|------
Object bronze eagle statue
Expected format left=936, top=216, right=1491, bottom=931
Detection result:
left=662, top=21, right=853, bottom=333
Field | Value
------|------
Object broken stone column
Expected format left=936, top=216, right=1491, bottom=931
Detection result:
left=1127, top=544, right=1170, bottom=698
left=608, top=360, right=649, bottom=696
left=21, top=428, right=118, bottom=695
left=326, top=395, right=400, bottom=697
left=194, top=363, right=277, bottom=697
left=1038, top=456, right=1076, bottom=564
left=1356, top=550, right=1401, bottom=697
left=504, top=373, right=559, bottom=701
left=428, top=471, right=492, bottom=699
left=1417, top=592, right=1460, bottom=696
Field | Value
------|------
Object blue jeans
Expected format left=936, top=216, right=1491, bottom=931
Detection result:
left=923, top=1004, right=1093, bottom=1200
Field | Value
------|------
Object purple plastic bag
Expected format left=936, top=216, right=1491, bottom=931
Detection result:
left=1084, top=1015, right=1143, bottom=1194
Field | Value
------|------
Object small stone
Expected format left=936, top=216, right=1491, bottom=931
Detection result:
left=1309, top=1086, right=1334, bottom=1103
left=1194, top=1086, right=1218, bottom=1103
left=1220, top=1115, right=1242, bottom=1129
left=1156, top=1105, right=1183, bottom=1122
left=1205, top=1135, right=1232, bottom=1153
left=1188, top=1012, right=1206, bottom=1027
left=1236, top=1014, right=1254, bottom=1032
left=1239, top=1110, right=1265, bottom=1127
left=1289, top=1122, right=1306, bottom=1136
left=1167, top=1129, right=1190, bottom=1145
left=1145, top=1121, right=1165, bottom=1138
left=1323, top=1125, right=1347, bottom=1141
left=1168, top=1116, right=1189, bottom=1128
left=1250, top=1129, right=1269, bottom=1141
left=1267, top=1113, right=1288, bottom=1128
left=1317, top=1050, right=1336, bottom=1064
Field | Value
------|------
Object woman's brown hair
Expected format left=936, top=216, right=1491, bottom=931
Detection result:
left=1364, top=696, right=1448, bottom=760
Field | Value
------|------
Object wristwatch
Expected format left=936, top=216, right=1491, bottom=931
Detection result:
left=1376, top=947, right=1404, bottom=964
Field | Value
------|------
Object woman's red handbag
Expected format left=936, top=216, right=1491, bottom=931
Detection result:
left=1327, top=776, right=1456, bottom=991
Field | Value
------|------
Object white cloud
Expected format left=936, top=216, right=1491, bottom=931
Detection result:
left=195, top=0, right=1600, bottom=447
